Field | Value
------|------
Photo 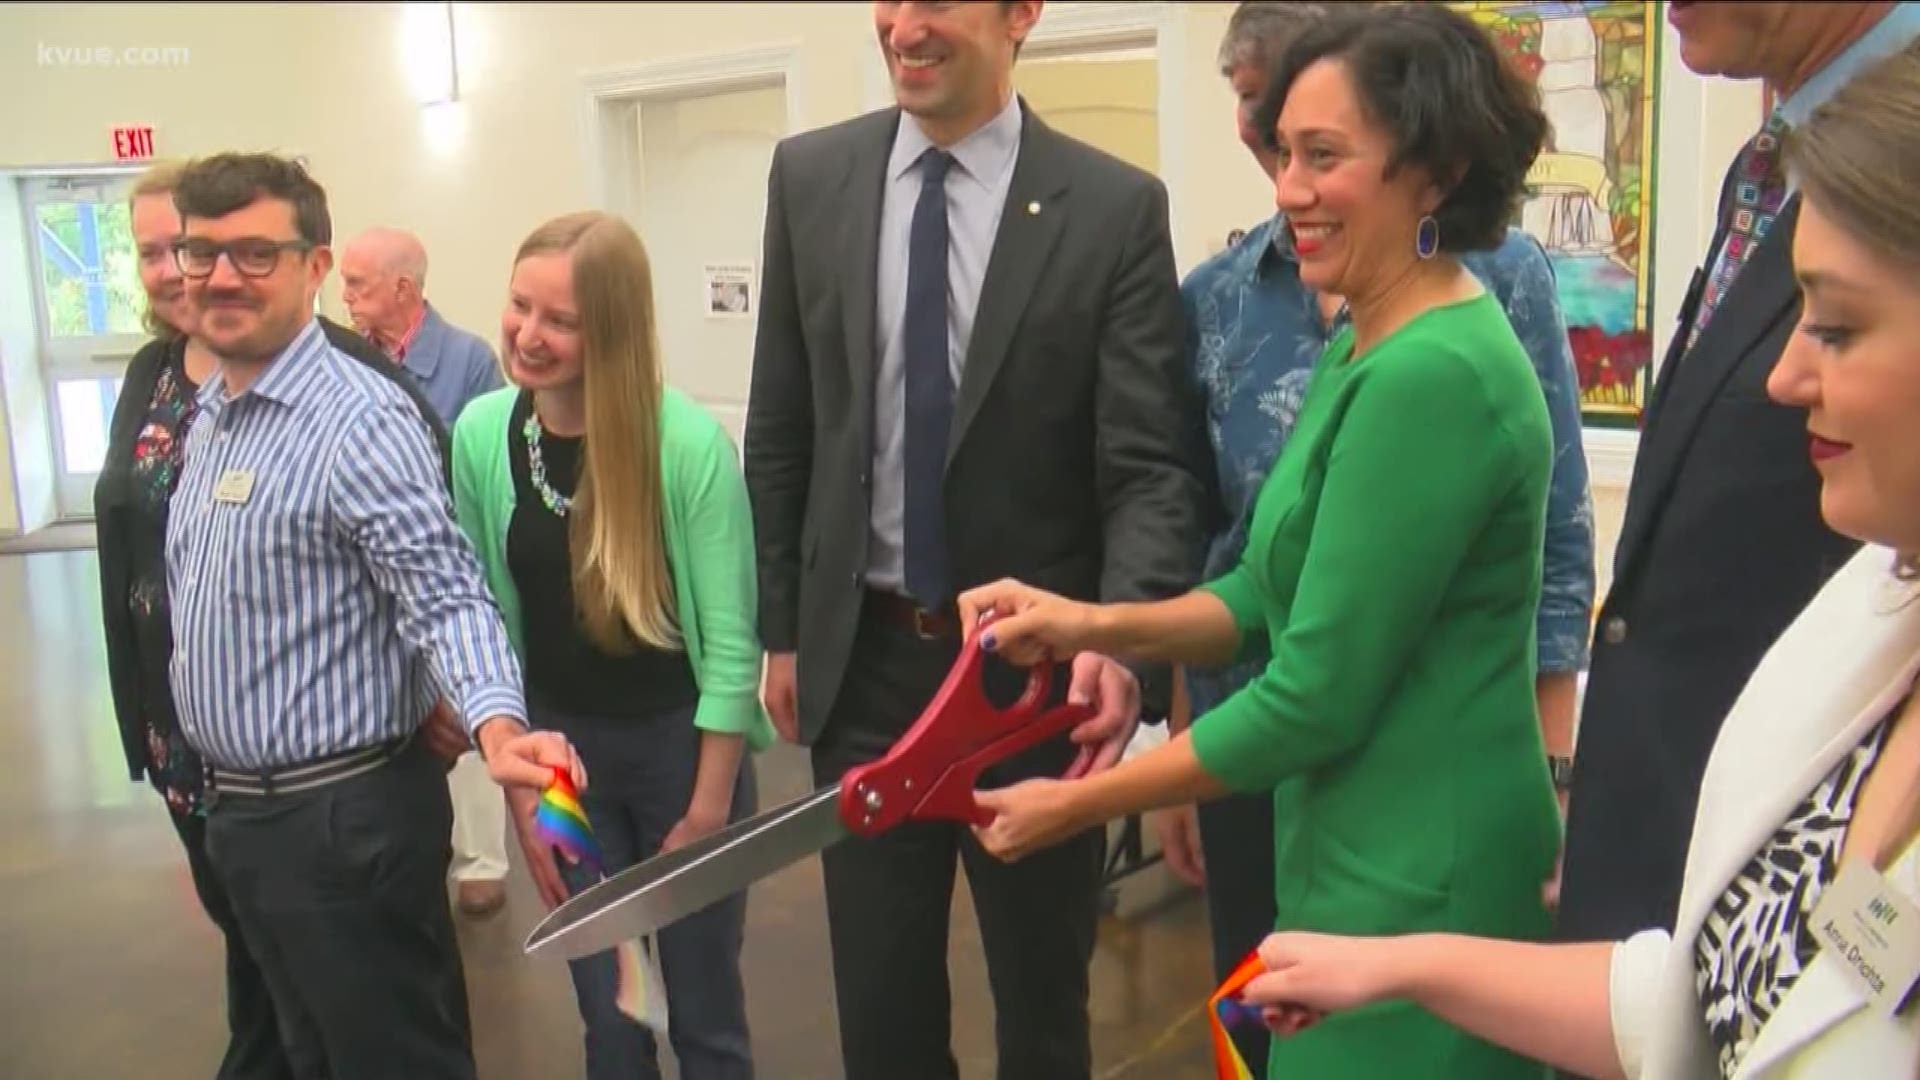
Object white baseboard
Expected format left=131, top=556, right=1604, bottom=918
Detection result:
left=1585, top=427, right=1639, bottom=490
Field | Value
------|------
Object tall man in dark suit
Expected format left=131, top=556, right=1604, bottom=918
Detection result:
left=1558, top=0, right=1920, bottom=955
left=742, top=3, right=1204, bottom=1078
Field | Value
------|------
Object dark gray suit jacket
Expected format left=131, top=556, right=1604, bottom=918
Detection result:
left=744, top=102, right=1207, bottom=744
left=1558, top=162, right=1859, bottom=942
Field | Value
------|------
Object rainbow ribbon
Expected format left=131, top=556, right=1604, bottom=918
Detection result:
left=535, top=767, right=653, bottom=1026
left=1207, top=951, right=1266, bottom=1080
left=535, top=767, right=604, bottom=873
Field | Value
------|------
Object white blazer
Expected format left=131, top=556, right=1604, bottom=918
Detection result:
left=1611, top=543, right=1920, bottom=1079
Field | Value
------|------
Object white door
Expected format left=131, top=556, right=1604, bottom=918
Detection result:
left=21, top=173, right=146, bottom=518
left=636, top=82, right=787, bottom=445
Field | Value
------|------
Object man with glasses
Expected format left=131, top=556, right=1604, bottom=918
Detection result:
left=164, top=151, right=580, bottom=1079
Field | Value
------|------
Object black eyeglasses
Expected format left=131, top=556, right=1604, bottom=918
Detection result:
left=172, top=237, right=315, bottom=279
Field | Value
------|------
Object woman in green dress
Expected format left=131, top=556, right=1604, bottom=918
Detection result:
left=957, top=6, right=1560, bottom=1078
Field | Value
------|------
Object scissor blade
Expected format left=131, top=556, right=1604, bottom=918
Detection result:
left=525, top=784, right=847, bottom=960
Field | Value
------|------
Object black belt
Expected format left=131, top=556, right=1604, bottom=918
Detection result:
left=206, top=737, right=408, bottom=797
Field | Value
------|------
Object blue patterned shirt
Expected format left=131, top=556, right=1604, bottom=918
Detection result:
left=167, top=318, right=525, bottom=771
left=1183, top=216, right=1595, bottom=719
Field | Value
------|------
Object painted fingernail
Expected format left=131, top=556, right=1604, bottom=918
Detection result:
left=981, top=632, right=997, bottom=651
left=1216, top=998, right=1263, bottom=1028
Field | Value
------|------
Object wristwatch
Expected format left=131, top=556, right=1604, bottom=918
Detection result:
left=1548, top=754, right=1576, bottom=793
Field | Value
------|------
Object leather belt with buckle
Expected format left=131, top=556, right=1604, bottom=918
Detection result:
left=866, top=589, right=959, bottom=640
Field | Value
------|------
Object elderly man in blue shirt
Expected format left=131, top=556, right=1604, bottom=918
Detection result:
left=166, top=152, right=579, bottom=1079
left=339, top=227, right=502, bottom=425
left=340, top=225, right=512, bottom=918
left=1160, top=2, right=1597, bottom=1068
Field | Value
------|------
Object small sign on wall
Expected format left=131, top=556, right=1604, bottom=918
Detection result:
left=704, top=263, right=755, bottom=320
left=112, top=126, right=156, bottom=161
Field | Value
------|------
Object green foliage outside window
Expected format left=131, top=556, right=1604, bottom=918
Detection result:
left=36, top=202, right=146, bottom=338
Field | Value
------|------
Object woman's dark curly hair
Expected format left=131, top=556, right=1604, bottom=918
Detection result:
left=1252, top=2, right=1550, bottom=254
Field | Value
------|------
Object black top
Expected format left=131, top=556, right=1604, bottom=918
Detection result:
left=1558, top=160, right=1859, bottom=943
left=506, top=391, right=698, bottom=717
left=124, top=340, right=204, bottom=811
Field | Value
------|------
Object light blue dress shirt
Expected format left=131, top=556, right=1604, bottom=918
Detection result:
left=398, top=303, right=503, bottom=427
left=866, top=94, right=1023, bottom=593
left=1690, top=4, right=1920, bottom=361
left=1779, top=2, right=1920, bottom=129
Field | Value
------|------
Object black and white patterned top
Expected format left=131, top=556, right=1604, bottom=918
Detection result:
left=1694, top=716, right=1892, bottom=1077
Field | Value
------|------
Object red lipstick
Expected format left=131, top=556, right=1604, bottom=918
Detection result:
left=1809, top=434, right=1851, bottom=463
left=1291, top=224, right=1331, bottom=257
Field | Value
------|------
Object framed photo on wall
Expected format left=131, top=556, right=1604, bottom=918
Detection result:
left=703, top=263, right=755, bottom=320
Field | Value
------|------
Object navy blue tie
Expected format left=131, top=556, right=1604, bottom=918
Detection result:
left=903, top=148, right=954, bottom=607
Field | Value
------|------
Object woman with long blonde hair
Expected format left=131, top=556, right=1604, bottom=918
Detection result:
left=451, top=211, right=769, bottom=1079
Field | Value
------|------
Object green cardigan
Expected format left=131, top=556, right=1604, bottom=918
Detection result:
left=1191, top=294, right=1559, bottom=1080
left=451, top=385, right=773, bottom=751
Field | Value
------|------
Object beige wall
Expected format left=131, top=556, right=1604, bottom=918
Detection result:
left=1017, top=54, right=1159, bottom=175
left=0, top=1, right=1330, bottom=357
left=0, top=1, right=1761, bottom=546
left=1593, top=484, right=1628, bottom=600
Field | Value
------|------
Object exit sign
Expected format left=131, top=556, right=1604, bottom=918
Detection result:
left=112, top=126, right=155, bottom=161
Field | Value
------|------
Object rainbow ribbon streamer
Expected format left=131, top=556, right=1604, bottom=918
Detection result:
left=1207, top=951, right=1266, bottom=1080
left=534, top=768, right=604, bottom=873
left=535, top=767, right=654, bottom=1026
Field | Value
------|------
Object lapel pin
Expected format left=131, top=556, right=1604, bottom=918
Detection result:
left=1027, top=200, right=1041, bottom=215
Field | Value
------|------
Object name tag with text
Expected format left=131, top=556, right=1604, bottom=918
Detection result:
left=1812, top=858, right=1920, bottom=1015
left=213, top=469, right=255, bottom=505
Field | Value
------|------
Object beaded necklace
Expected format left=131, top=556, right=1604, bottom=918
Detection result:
left=522, top=410, right=572, bottom=517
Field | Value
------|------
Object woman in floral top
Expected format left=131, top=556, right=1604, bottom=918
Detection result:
left=93, top=164, right=288, bottom=1077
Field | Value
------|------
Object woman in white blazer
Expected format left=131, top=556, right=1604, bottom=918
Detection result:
left=1222, top=40, right=1920, bottom=1080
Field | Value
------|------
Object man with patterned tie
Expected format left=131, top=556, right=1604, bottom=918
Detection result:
left=1557, top=0, right=1920, bottom=993
left=742, top=3, right=1205, bottom=1078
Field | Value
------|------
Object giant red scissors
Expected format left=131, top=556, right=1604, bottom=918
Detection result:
left=525, top=619, right=1096, bottom=960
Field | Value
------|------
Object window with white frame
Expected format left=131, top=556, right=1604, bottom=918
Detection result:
left=19, top=171, right=144, bottom=514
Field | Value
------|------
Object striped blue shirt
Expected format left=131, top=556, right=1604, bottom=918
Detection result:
left=166, top=318, right=525, bottom=771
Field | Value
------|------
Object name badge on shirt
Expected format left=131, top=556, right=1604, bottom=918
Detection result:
left=213, top=469, right=255, bottom=505
left=1811, top=858, right=1920, bottom=1015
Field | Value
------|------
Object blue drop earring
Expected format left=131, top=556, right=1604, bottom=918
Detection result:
left=1415, top=215, right=1440, bottom=259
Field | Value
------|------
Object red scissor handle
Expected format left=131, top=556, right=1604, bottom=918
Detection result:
left=838, top=615, right=1098, bottom=836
